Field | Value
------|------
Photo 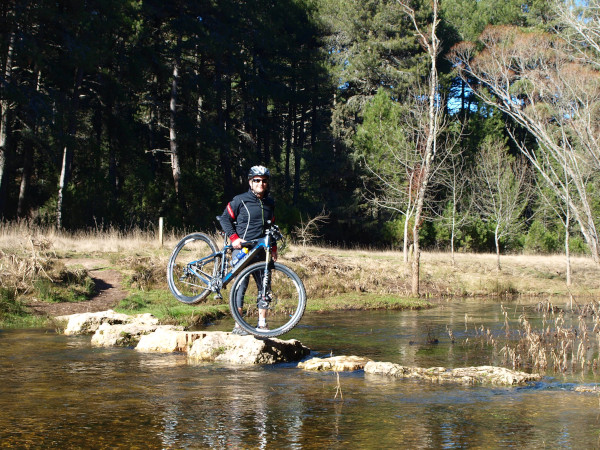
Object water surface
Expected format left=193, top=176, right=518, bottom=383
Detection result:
left=2, top=299, right=600, bottom=448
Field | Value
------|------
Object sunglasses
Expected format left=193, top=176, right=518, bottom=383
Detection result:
left=252, top=178, right=268, bottom=184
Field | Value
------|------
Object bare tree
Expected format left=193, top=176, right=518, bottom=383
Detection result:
left=358, top=0, right=444, bottom=295
left=555, top=0, right=600, bottom=70
left=472, top=139, right=532, bottom=270
left=437, top=146, right=471, bottom=265
left=293, top=207, right=330, bottom=247
left=398, top=0, right=443, bottom=296
left=449, top=24, right=600, bottom=263
left=357, top=91, right=424, bottom=263
left=535, top=129, right=576, bottom=287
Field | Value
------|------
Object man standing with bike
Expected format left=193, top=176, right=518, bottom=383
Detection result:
left=219, top=165, right=277, bottom=335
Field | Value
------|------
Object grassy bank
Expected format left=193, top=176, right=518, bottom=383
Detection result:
left=1, top=224, right=598, bottom=327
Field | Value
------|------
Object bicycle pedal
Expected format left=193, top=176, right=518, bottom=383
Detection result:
left=214, top=293, right=223, bottom=300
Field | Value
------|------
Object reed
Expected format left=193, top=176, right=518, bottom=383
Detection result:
left=334, top=372, right=343, bottom=401
left=463, top=300, right=600, bottom=374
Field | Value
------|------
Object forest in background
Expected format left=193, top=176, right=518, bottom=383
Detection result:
left=1, top=0, right=598, bottom=259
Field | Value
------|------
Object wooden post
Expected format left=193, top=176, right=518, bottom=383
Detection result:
left=159, top=217, right=164, bottom=247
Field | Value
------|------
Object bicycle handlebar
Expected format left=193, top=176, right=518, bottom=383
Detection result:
left=234, top=225, right=282, bottom=251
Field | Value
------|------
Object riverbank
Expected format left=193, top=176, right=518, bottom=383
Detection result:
left=1, top=226, right=599, bottom=327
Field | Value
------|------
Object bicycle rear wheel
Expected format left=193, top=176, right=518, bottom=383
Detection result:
left=229, top=262, right=306, bottom=337
left=167, top=233, right=220, bottom=304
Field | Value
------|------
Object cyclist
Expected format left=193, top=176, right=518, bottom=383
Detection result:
left=219, top=165, right=277, bottom=335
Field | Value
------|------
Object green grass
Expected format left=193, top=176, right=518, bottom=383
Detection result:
left=110, top=291, right=430, bottom=329
left=33, top=274, right=95, bottom=303
left=0, top=288, right=49, bottom=328
left=114, top=289, right=230, bottom=326
left=0, top=315, right=50, bottom=328
left=306, top=293, right=431, bottom=312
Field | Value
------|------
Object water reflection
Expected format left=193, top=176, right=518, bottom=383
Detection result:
left=2, top=300, right=600, bottom=447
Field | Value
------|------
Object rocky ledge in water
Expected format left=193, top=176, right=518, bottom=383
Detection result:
left=186, top=331, right=310, bottom=365
left=298, top=357, right=540, bottom=386
left=364, top=361, right=541, bottom=385
left=57, top=310, right=182, bottom=347
left=574, top=385, right=600, bottom=393
left=58, top=311, right=540, bottom=383
left=298, top=356, right=541, bottom=386
left=298, top=356, right=372, bottom=372
left=57, top=311, right=311, bottom=364
left=58, top=309, right=148, bottom=335
left=135, top=327, right=311, bottom=364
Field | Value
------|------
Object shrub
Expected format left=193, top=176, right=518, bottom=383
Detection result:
left=524, top=220, right=559, bottom=253
left=0, top=288, right=28, bottom=319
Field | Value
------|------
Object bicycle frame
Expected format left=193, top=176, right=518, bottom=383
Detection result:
left=168, top=223, right=305, bottom=337
left=185, top=227, right=277, bottom=297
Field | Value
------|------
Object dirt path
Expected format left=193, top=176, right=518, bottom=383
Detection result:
left=27, top=259, right=128, bottom=317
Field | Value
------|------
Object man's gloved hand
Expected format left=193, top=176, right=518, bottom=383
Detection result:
left=231, top=238, right=246, bottom=249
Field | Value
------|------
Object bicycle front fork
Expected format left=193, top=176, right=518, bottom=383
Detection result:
left=258, top=252, right=273, bottom=308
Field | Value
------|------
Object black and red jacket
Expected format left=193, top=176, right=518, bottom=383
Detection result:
left=219, top=189, right=275, bottom=243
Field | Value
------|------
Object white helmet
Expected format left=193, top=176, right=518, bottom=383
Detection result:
left=248, top=165, right=270, bottom=179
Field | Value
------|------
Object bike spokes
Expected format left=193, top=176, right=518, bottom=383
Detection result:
left=167, top=233, right=220, bottom=304
left=230, top=262, right=306, bottom=337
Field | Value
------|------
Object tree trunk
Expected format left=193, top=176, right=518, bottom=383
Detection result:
left=215, top=63, right=233, bottom=201
left=263, top=98, right=271, bottom=164
left=0, top=30, right=16, bottom=217
left=565, top=189, right=572, bottom=288
left=284, top=90, right=295, bottom=192
left=311, top=80, right=318, bottom=152
left=170, top=58, right=181, bottom=197
left=56, top=68, right=83, bottom=229
left=17, top=140, right=33, bottom=218
left=450, top=201, right=456, bottom=266
left=293, top=107, right=306, bottom=206
left=403, top=213, right=410, bottom=263
left=495, top=228, right=501, bottom=271
left=57, top=148, right=69, bottom=228
left=411, top=226, right=420, bottom=297
left=18, top=68, right=41, bottom=219
left=407, top=0, right=440, bottom=297
left=566, top=221, right=571, bottom=287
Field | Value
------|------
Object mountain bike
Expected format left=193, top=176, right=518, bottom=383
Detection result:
left=167, top=222, right=306, bottom=338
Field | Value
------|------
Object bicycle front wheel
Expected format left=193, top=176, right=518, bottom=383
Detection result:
left=229, top=262, right=306, bottom=338
left=167, top=233, right=220, bottom=304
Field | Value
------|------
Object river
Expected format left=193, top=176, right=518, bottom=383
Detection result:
left=1, top=298, right=599, bottom=448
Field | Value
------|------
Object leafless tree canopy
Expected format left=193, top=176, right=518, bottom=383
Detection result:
left=449, top=19, right=600, bottom=263
left=472, top=139, right=532, bottom=270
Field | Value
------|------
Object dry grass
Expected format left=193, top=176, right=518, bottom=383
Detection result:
left=1, top=223, right=599, bottom=299
left=284, top=245, right=600, bottom=298
left=463, top=300, right=600, bottom=374
left=0, top=226, right=96, bottom=320
left=422, top=251, right=600, bottom=297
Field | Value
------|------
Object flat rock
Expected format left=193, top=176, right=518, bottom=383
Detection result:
left=59, top=310, right=134, bottom=335
left=298, top=355, right=372, bottom=372
left=187, top=331, right=310, bottom=364
left=574, top=385, right=600, bottom=393
left=91, top=322, right=182, bottom=347
left=364, top=361, right=541, bottom=385
left=136, top=329, right=209, bottom=353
